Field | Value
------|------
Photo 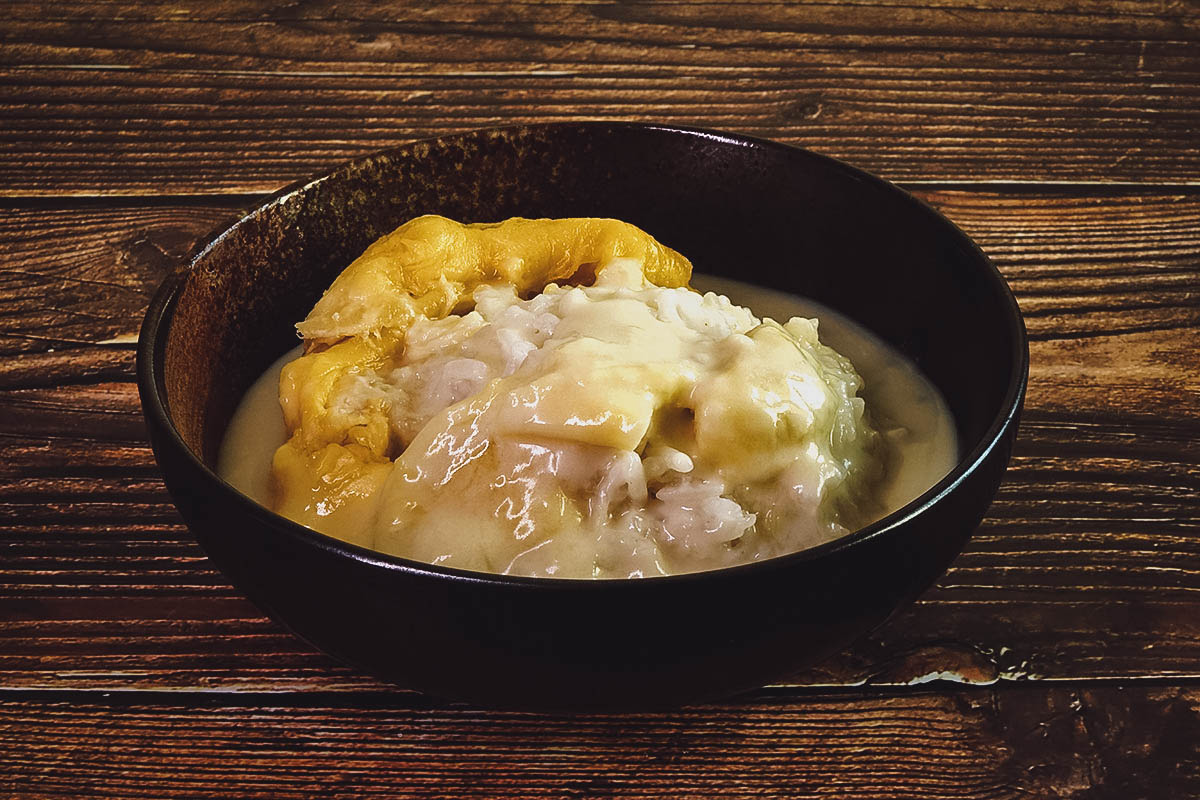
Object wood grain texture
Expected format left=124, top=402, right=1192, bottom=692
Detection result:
left=0, top=203, right=244, bottom=355
left=2, top=1, right=1199, bottom=193
left=2, top=191, right=1197, bottom=355
left=1, top=686, right=1198, bottom=799
left=0, top=191, right=1196, bottom=692
left=3, top=1, right=1198, bottom=793
left=1, top=408, right=1196, bottom=692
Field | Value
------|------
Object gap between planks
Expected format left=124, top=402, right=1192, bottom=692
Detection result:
left=3, top=181, right=1200, bottom=207
left=8, top=673, right=1200, bottom=709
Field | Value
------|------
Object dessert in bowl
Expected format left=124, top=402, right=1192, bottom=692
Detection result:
left=138, top=122, right=1027, bottom=708
left=219, top=214, right=958, bottom=579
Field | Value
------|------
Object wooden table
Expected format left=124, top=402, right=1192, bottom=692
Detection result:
left=2, top=2, right=1198, bottom=796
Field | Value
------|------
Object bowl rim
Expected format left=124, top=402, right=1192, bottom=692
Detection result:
left=137, top=120, right=1029, bottom=590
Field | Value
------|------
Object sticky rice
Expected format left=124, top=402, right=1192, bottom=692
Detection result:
left=320, top=260, right=883, bottom=577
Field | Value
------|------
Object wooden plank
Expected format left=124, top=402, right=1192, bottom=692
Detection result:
left=9, top=0, right=1196, bottom=27
left=1, top=403, right=1196, bottom=691
left=1, top=685, right=1198, bottom=798
left=0, top=192, right=1197, bottom=691
left=0, top=203, right=244, bottom=354
left=2, top=192, right=1197, bottom=355
left=1, top=2, right=1198, bottom=192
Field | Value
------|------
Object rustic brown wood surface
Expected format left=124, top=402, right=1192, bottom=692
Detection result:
left=4, top=686, right=1199, bottom=799
left=3, top=1, right=1200, bottom=193
left=2, top=2, right=1199, bottom=797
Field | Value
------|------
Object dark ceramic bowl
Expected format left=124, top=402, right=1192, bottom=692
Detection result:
left=138, top=122, right=1027, bottom=710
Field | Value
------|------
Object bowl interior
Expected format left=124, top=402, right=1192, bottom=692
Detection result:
left=162, top=123, right=1022, bottom=512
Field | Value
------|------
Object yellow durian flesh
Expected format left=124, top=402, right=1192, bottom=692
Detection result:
left=272, top=216, right=692, bottom=540
left=296, top=215, right=693, bottom=343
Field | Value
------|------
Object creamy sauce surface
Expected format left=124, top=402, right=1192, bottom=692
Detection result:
left=692, top=275, right=958, bottom=516
left=218, top=347, right=296, bottom=508
left=218, top=276, right=958, bottom=568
